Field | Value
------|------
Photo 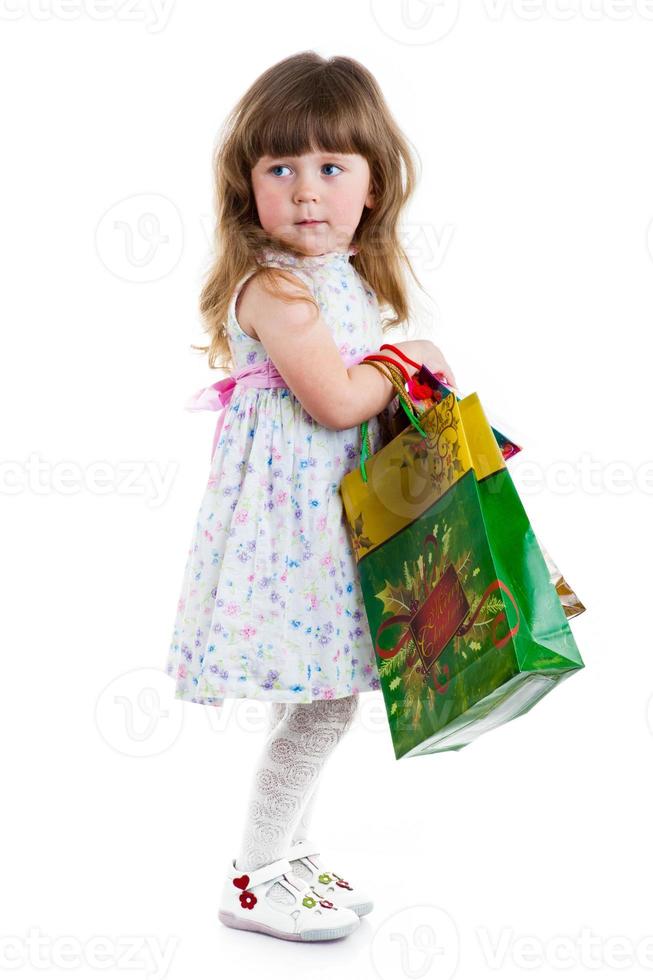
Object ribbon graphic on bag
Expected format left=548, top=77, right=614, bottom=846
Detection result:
left=374, top=532, right=520, bottom=695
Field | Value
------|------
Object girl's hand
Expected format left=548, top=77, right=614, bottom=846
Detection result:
left=417, top=340, right=458, bottom=390
left=393, top=339, right=458, bottom=390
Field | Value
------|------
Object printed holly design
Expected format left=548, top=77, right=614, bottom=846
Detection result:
left=232, top=874, right=257, bottom=911
left=348, top=511, right=376, bottom=557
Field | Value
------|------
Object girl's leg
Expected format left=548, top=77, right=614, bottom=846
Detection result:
left=263, top=702, right=322, bottom=847
left=234, top=694, right=359, bottom=879
left=290, top=774, right=320, bottom=846
left=266, top=701, right=287, bottom=732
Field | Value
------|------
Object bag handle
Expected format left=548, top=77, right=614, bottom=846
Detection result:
left=363, top=352, right=434, bottom=407
left=379, top=342, right=421, bottom=371
left=376, top=348, right=439, bottom=401
left=380, top=341, right=458, bottom=392
left=358, top=354, right=429, bottom=483
left=362, top=353, right=411, bottom=383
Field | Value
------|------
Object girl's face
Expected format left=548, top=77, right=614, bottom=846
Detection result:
left=250, top=150, right=375, bottom=256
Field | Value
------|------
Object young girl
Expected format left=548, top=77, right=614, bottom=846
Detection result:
left=166, top=51, right=457, bottom=943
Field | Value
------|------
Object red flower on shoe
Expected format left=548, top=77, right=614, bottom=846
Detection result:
left=239, top=890, right=257, bottom=909
left=319, top=899, right=335, bottom=909
left=335, top=878, right=354, bottom=891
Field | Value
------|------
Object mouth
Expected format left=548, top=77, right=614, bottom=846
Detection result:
left=296, top=220, right=325, bottom=226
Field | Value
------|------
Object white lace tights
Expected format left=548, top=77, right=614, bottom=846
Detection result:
left=234, top=694, right=359, bottom=876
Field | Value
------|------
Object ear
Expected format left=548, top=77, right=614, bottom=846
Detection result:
left=365, top=185, right=376, bottom=209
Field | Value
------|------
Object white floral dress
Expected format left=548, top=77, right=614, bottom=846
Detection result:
left=165, top=243, right=386, bottom=707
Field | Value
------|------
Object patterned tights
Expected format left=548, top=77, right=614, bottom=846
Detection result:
left=234, top=694, right=359, bottom=887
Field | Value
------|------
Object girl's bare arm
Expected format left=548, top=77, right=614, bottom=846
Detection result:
left=238, top=272, right=455, bottom=430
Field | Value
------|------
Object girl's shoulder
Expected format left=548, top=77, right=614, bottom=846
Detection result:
left=227, top=251, right=317, bottom=344
left=226, top=242, right=369, bottom=350
left=228, top=245, right=323, bottom=323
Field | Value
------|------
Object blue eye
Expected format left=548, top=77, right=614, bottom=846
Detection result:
left=268, top=163, right=343, bottom=177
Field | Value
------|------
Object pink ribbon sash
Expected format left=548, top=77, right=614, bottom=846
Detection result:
left=185, top=352, right=370, bottom=461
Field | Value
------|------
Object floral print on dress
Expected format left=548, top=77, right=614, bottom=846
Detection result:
left=166, top=244, right=386, bottom=707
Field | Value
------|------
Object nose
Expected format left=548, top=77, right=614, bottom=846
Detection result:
left=293, top=181, right=319, bottom=204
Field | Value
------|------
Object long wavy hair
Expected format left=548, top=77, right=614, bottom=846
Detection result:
left=194, top=50, right=422, bottom=373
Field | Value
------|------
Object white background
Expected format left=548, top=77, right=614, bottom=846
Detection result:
left=2, top=1, right=651, bottom=978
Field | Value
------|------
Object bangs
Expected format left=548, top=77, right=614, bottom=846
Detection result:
left=244, top=84, right=374, bottom=165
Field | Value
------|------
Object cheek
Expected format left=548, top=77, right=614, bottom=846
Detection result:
left=252, top=181, right=283, bottom=223
left=330, top=188, right=363, bottom=219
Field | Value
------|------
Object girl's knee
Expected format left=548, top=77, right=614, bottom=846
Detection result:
left=315, top=693, right=360, bottom=728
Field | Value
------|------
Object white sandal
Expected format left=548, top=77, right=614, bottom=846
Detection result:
left=218, top=855, right=360, bottom=942
left=286, top=839, right=374, bottom=917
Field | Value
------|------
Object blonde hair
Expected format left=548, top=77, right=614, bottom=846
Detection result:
left=194, top=50, right=422, bottom=373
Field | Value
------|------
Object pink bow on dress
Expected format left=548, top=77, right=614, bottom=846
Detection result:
left=185, top=351, right=370, bottom=462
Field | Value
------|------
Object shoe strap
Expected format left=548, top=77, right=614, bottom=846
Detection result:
left=232, top=857, right=292, bottom=890
left=286, top=839, right=321, bottom=862
left=282, top=870, right=317, bottom=895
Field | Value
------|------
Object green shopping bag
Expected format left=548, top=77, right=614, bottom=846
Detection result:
left=377, top=352, right=586, bottom=620
left=340, top=356, right=585, bottom=759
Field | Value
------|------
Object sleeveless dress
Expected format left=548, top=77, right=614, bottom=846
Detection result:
left=165, top=243, right=387, bottom=707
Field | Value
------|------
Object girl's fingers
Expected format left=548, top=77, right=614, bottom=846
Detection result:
left=444, top=363, right=457, bottom=388
left=435, top=367, right=457, bottom=388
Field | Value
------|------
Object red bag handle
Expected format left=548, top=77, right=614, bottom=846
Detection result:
left=362, top=352, right=411, bottom=384
left=379, top=343, right=421, bottom=371
left=380, top=342, right=457, bottom=392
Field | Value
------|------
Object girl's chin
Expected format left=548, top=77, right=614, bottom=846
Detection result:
left=273, top=225, right=345, bottom=255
